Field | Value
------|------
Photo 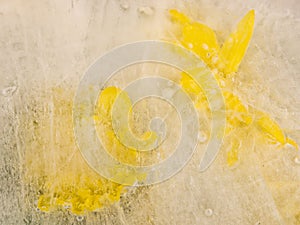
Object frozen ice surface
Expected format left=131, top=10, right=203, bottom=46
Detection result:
left=0, top=0, right=299, bottom=224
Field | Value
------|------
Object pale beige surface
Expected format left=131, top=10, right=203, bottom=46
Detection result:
left=0, top=0, right=300, bottom=224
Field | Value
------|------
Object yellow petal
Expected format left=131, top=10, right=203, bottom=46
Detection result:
left=255, top=111, right=299, bottom=150
left=180, top=70, right=209, bottom=111
left=254, top=110, right=286, bottom=145
left=169, top=9, right=220, bottom=68
left=180, top=71, right=203, bottom=95
left=169, top=9, right=190, bottom=24
left=286, top=138, right=299, bottom=150
left=227, top=139, right=240, bottom=166
left=224, top=91, right=252, bottom=128
left=218, top=10, right=255, bottom=74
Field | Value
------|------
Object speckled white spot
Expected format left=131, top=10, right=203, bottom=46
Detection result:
left=198, top=131, right=208, bottom=143
left=212, top=56, right=218, bottom=64
left=120, top=2, right=130, bottom=10
left=204, top=208, right=213, bottom=217
left=138, top=6, right=154, bottom=16
left=76, top=216, right=84, bottom=222
left=202, top=44, right=209, bottom=50
left=188, top=43, right=194, bottom=49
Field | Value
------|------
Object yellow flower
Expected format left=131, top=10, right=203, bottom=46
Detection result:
left=169, top=9, right=298, bottom=166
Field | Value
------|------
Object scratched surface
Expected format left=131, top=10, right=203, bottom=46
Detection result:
left=0, top=0, right=299, bottom=224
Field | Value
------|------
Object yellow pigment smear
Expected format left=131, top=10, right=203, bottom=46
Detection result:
left=169, top=9, right=299, bottom=166
left=31, top=87, right=155, bottom=214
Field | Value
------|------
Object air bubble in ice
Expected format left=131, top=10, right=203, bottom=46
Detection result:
left=198, top=131, right=208, bottom=143
left=204, top=208, right=213, bottom=217
left=138, top=6, right=154, bottom=16
left=2, top=85, right=17, bottom=97
left=76, top=216, right=84, bottom=222
left=202, top=44, right=209, bottom=50
left=212, top=56, right=218, bottom=64
left=63, top=204, right=71, bottom=209
left=120, top=1, right=129, bottom=10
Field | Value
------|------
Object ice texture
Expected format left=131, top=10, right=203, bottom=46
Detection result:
left=0, top=0, right=299, bottom=224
